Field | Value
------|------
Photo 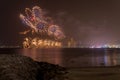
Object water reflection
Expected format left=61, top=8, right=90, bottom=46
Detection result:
left=15, top=48, right=120, bottom=67
left=17, top=48, right=63, bottom=66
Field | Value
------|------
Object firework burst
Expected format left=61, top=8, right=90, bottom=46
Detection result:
left=20, top=6, right=65, bottom=40
left=19, top=6, right=65, bottom=48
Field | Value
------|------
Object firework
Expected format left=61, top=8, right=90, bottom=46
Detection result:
left=22, top=37, right=62, bottom=48
left=20, top=6, right=65, bottom=40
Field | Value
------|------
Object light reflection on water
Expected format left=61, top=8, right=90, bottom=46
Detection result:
left=16, top=48, right=63, bottom=66
left=2, top=48, right=120, bottom=67
left=15, top=48, right=120, bottom=67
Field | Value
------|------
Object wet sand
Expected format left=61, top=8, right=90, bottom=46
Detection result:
left=68, top=67, right=120, bottom=80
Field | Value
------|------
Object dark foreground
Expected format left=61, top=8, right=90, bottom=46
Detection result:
left=0, top=54, right=68, bottom=80
left=0, top=49, right=120, bottom=80
left=68, top=67, right=120, bottom=80
left=1, top=53, right=120, bottom=80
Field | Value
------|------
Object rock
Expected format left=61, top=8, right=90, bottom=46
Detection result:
left=0, top=54, right=38, bottom=80
left=0, top=54, right=68, bottom=80
left=36, top=62, right=68, bottom=80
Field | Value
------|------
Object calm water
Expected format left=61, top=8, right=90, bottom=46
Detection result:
left=0, top=48, right=120, bottom=67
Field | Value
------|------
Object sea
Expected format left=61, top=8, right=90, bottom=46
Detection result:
left=0, top=48, right=120, bottom=67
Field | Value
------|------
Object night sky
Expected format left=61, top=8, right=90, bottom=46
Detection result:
left=1, top=0, right=120, bottom=46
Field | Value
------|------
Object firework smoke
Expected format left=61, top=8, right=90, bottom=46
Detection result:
left=20, top=6, right=65, bottom=40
